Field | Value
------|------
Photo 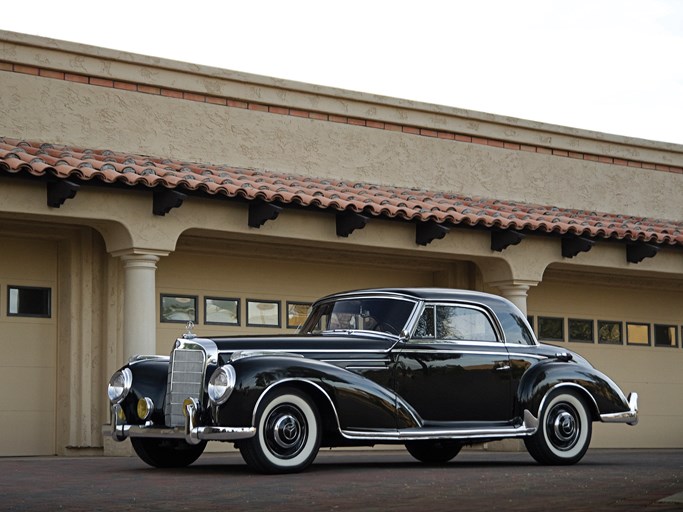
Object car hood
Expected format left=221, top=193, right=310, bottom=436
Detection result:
left=195, top=332, right=398, bottom=356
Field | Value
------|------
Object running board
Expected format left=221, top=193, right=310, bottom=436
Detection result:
left=341, top=409, right=539, bottom=441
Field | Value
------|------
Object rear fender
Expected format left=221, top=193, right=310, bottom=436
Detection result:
left=517, top=360, right=630, bottom=420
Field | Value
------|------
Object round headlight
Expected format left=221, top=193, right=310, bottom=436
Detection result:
left=207, top=365, right=236, bottom=405
left=108, top=368, right=133, bottom=404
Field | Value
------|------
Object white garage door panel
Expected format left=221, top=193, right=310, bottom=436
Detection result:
left=0, top=236, right=57, bottom=456
left=0, top=411, right=55, bottom=456
left=0, top=322, right=56, bottom=367
left=0, top=367, right=56, bottom=411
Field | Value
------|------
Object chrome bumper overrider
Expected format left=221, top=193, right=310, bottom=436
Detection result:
left=600, top=392, right=639, bottom=426
left=111, top=402, right=255, bottom=445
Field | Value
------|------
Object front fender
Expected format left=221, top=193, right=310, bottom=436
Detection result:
left=117, top=357, right=170, bottom=425
left=517, top=360, right=631, bottom=420
left=215, top=356, right=417, bottom=430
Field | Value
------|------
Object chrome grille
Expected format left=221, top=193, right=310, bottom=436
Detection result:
left=165, top=347, right=206, bottom=427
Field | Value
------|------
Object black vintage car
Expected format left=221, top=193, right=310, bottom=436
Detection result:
left=108, top=288, right=638, bottom=473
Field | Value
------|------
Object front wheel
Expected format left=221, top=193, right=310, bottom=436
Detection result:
left=239, top=387, right=321, bottom=474
left=131, top=438, right=206, bottom=468
left=525, top=390, right=592, bottom=465
left=405, top=440, right=462, bottom=464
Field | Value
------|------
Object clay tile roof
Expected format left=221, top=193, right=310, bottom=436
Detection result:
left=1, top=137, right=682, bottom=247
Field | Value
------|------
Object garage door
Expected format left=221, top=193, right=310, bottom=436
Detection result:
left=0, top=237, right=57, bottom=456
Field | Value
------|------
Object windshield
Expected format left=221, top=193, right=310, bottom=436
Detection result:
left=301, top=297, right=417, bottom=336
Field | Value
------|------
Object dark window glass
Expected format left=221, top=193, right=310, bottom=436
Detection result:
left=499, top=312, right=535, bottom=345
left=626, top=323, right=650, bottom=345
left=414, top=306, right=435, bottom=338
left=654, top=325, right=677, bottom=347
left=538, top=317, right=564, bottom=341
left=8, top=286, right=51, bottom=317
left=569, top=319, right=594, bottom=343
left=598, top=321, right=622, bottom=344
left=436, top=306, right=497, bottom=342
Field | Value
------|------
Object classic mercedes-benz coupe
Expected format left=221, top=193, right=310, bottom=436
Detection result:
left=108, top=288, right=638, bottom=473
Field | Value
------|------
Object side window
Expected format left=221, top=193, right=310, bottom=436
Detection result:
left=436, top=305, right=497, bottom=342
left=499, top=312, right=536, bottom=345
left=414, top=306, right=435, bottom=338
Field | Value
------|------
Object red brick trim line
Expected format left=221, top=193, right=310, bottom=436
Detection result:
left=2, top=62, right=682, bottom=175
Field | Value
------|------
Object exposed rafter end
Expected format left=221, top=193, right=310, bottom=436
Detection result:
left=336, top=211, right=369, bottom=237
left=626, top=242, right=660, bottom=264
left=561, top=235, right=595, bottom=258
left=153, top=188, right=187, bottom=216
left=491, top=229, right=525, bottom=252
left=47, top=179, right=79, bottom=208
left=248, top=200, right=283, bottom=228
left=416, top=220, right=449, bottom=246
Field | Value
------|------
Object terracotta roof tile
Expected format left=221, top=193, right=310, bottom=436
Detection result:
left=1, top=137, right=681, bottom=247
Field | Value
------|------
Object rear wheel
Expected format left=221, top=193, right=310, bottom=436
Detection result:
left=239, top=387, right=321, bottom=474
left=405, top=440, right=462, bottom=464
left=525, top=390, right=592, bottom=465
left=131, top=438, right=206, bottom=468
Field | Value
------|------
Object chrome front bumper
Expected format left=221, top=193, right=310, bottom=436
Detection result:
left=600, top=392, right=639, bottom=426
left=111, top=401, right=255, bottom=445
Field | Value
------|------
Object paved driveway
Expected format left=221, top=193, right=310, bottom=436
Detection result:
left=1, top=449, right=681, bottom=511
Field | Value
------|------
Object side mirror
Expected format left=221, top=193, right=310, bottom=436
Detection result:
left=399, top=329, right=410, bottom=342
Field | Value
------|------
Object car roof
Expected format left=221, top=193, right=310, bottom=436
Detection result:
left=317, top=287, right=517, bottom=312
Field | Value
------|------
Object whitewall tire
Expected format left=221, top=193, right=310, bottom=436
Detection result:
left=239, top=387, right=321, bottom=474
left=525, top=390, right=592, bottom=465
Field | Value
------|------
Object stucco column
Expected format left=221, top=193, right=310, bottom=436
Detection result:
left=116, top=250, right=168, bottom=362
left=489, top=280, right=538, bottom=316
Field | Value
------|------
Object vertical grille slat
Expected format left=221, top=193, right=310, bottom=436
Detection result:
left=165, top=347, right=206, bottom=427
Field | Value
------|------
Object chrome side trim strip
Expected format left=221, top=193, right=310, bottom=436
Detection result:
left=600, top=392, right=639, bottom=426
left=340, top=409, right=538, bottom=441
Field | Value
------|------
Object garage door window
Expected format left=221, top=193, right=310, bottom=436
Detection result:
left=8, top=286, right=51, bottom=317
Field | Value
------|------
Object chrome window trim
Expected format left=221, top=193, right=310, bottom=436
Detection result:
left=410, top=301, right=504, bottom=343
left=306, top=294, right=421, bottom=336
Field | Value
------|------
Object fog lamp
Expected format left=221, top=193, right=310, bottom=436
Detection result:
left=137, top=397, right=154, bottom=420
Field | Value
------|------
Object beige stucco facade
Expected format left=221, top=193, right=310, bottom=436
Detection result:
left=0, top=30, right=681, bottom=456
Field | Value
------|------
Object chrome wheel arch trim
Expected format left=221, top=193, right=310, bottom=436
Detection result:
left=251, top=378, right=343, bottom=433
left=536, top=382, right=600, bottom=420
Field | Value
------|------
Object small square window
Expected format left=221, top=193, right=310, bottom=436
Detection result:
left=626, top=323, right=650, bottom=346
left=653, top=324, right=677, bottom=348
left=7, top=286, right=51, bottom=317
left=286, top=302, right=312, bottom=329
left=538, top=317, right=564, bottom=341
left=160, top=295, right=197, bottom=323
left=205, top=297, right=240, bottom=326
left=569, top=319, right=594, bottom=343
left=597, top=321, right=622, bottom=345
left=246, top=300, right=281, bottom=328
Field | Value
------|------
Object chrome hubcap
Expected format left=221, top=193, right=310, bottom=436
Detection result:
left=546, top=403, right=580, bottom=451
left=273, top=414, right=302, bottom=449
left=264, top=404, right=307, bottom=459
